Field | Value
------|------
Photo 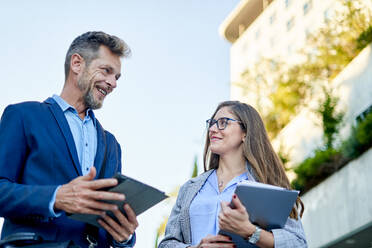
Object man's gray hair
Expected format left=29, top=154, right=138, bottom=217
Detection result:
left=64, top=31, right=131, bottom=79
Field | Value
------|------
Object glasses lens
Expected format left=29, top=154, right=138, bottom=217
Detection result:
left=217, top=118, right=228, bottom=130
left=207, top=119, right=218, bottom=129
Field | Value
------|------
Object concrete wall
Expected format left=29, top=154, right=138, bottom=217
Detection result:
left=301, top=148, right=372, bottom=248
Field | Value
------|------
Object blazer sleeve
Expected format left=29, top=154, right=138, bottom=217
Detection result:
left=271, top=215, right=308, bottom=247
left=0, top=105, right=58, bottom=220
left=158, top=182, right=191, bottom=248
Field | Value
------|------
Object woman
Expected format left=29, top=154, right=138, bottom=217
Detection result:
left=158, top=101, right=307, bottom=248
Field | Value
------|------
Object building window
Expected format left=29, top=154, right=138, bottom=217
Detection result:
left=255, top=29, right=261, bottom=40
left=285, top=0, right=292, bottom=8
left=286, top=17, right=295, bottom=31
left=303, top=0, right=312, bottom=15
left=324, top=8, right=331, bottom=23
left=356, top=105, right=372, bottom=123
left=270, top=60, right=277, bottom=70
left=270, top=12, right=276, bottom=25
left=305, top=28, right=311, bottom=40
left=287, top=45, right=293, bottom=55
left=270, top=37, right=275, bottom=48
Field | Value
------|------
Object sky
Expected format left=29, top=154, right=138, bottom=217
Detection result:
left=0, top=1, right=240, bottom=247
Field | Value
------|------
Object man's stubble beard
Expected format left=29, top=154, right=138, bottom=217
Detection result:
left=77, top=71, right=103, bottom=110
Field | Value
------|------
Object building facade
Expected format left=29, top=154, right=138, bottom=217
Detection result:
left=220, top=0, right=372, bottom=247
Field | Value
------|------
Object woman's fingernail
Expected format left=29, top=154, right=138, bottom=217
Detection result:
left=233, top=194, right=237, bottom=199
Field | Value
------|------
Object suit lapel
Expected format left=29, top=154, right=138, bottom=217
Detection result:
left=44, top=97, right=82, bottom=176
left=94, top=120, right=106, bottom=179
left=182, top=170, right=214, bottom=243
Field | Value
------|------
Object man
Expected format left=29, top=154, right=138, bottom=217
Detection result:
left=0, top=31, right=138, bottom=247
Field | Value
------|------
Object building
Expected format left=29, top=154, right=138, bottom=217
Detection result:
left=220, top=0, right=372, bottom=247
left=220, top=0, right=339, bottom=103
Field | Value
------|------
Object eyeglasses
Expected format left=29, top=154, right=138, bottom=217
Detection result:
left=206, top=117, right=241, bottom=130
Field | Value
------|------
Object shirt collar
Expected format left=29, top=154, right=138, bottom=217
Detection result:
left=52, top=94, right=96, bottom=125
left=208, top=169, right=249, bottom=194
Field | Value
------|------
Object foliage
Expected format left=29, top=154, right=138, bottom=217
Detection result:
left=340, top=109, right=372, bottom=159
left=356, top=25, right=372, bottom=50
left=266, top=64, right=311, bottom=138
left=191, top=156, right=198, bottom=178
left=292, top=109, right=372, bottom=194
left=304, top=0, right=372, bottom=80
left=277, top=143, right=290, bottom=170
left=339, top=127, right=362, bottom=159
left=355, top=110, right=372, bottom=150
left=316, top=88, right=344, bottom=149
left=292, top=148, right=347, bottom=193
left=234, top=0, right=372, bottom=139
left=154, top=216, right=168, bottom=248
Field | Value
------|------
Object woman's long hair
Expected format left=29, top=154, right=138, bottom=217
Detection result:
left=203, top=101, right=304, bottom=219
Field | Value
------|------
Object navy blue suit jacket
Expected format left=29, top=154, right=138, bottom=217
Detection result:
left=0, top=97, right=123, bottom=247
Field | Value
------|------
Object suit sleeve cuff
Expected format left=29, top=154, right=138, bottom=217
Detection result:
left=48, top=185, right=63, bottom=217
left=112, top=232, right=136, bottom=247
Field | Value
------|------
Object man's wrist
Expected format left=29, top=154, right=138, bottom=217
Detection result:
left=112, top=233, right=136, bottom=247
left=49, top=185, right=63, bottom=217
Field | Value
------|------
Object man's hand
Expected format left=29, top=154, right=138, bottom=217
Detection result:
left=190, top=234, right=234, bottom=248
left=55, top=166, right=125, bottom=215
left=219, top=194, right=256, bottom=238
left=98, top=203, right=139, bottom=243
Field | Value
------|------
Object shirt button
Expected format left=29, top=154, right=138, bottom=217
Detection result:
left=85, top=143, right=88, bottom=147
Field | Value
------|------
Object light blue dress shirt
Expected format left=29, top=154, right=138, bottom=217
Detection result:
left=50, top=95, right=134, bottom=247
left=52, top=94, right=97, bottom=175
left=189, top=169, right=249, bottom=245
left=48, top=95, right=97, bottom=217
left=189, top=166, right=307, bottom=247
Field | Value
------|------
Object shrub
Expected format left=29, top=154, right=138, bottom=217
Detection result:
left=355, top=110, right=372, bottom=148
left=293, top=110, right=372, bottom=194
left=357, top=25, right=372, bottom=50
left=292, top=148, right=347, bottom=194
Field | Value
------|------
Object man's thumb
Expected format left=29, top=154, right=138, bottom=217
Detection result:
left=84, top=166, right=96, bottom=180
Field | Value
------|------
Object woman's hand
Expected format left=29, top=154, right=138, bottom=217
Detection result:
left=190, top=234, right=235, bottom=248
left=218, top=194, right=256, bottom=238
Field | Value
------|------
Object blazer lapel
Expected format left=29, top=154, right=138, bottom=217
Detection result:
left=94, top=120, right=106, bottom=179
left=182, top=170, right=214, bottom=243
left=44, top=97, right=82, bottom=176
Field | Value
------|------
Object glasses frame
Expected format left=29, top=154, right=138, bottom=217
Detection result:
left=206, top=117, right=241, bottom=130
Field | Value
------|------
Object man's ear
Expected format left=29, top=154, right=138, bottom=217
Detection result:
left=70, top=53, right=85, bottom=75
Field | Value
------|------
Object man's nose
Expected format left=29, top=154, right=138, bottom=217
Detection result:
left=106, top=76, right=117, bottom=89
